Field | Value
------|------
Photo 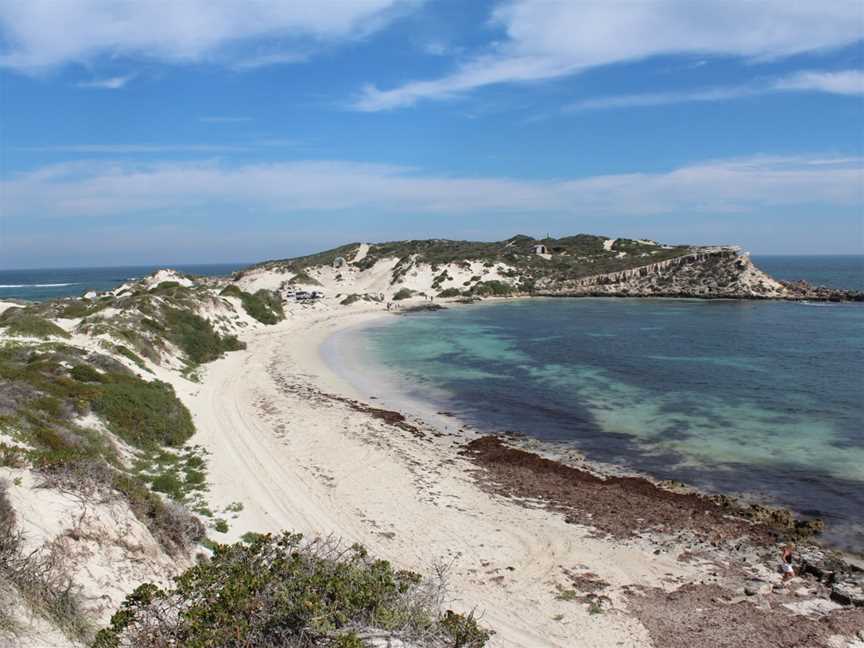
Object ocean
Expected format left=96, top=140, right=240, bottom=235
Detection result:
left=0, top=264, right=247, bottom=302
left=327, top=255, right=864, bottom=552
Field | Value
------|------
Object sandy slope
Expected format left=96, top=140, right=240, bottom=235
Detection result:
left=178, top=304, right=709, bottom=647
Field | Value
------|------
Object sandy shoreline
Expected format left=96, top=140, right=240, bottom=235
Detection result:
left=177, top=301, right=863, bottom=647
left=181, top=304, right=692, bottom=646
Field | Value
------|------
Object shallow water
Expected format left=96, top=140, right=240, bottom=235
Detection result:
left=334, top=296, right=864, bottom=552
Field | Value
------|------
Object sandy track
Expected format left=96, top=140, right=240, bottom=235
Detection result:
left=183, top=307, right=704, bottom=647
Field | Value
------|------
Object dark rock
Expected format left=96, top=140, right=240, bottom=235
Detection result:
left=831, top=581, right=864, bottom=607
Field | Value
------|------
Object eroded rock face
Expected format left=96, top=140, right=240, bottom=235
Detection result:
left=535, top=248, right=861, bottom=301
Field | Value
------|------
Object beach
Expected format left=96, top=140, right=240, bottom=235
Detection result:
left=171, top=301, right=864, bottom=647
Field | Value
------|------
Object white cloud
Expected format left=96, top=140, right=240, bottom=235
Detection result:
left=567, top=86, right=757, bottom=112
left=230, top=51, right=309, bottom=70
left=354, top=0, right=864, bottom=110
left=75, top=75, right=135, bottom=89
left=565, top=69, right=864, bottom=112
left=2, top=155, right=860, bottom=221
left=0, top=0, right=419, bottom=71
left=774, top=70, right=864, bottom=96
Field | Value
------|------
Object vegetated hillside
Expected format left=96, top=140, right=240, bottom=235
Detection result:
left=250, top=234, right=689, bottom=281
left=0, top=270, right=491, bottom=647
left=0, top=270, right=286, bottom=645
left=236, top=234, right=804, bottom=301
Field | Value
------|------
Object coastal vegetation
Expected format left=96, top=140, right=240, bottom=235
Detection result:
left=219, top=285, right=285, bottom=324
left=0, top=343, right=204, bottom=551
left=0, top=308, right=70, bottom=339
left=94, top=532, right=489, bottom=648
left=246, top=235, right=690, bottom=286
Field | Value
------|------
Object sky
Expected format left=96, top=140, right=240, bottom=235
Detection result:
left=0, top=0, right=863, bottom=268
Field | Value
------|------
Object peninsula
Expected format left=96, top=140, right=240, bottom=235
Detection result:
left=1, top=235, right=862, bottom=648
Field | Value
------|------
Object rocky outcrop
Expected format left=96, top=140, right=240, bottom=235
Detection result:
left=781, top=280, right=864, bottom=302
left=535, top=247, right=792, bottom=299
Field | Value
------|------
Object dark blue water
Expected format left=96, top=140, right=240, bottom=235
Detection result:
left=753, top=255, right=864, bottom=292
left=0, top=264, right=247, bottom=302
left=339, top=257, right=864, bottom=552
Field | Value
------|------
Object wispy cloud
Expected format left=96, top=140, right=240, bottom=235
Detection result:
left=567, top=86, right=757, bottom=112
left=230, top=51, right=309, bottom=70
left=565, top=69, right=864, bottom=113
left=0, top=0, right=421, bottom=72
left=75, top=75, right=134, bottom=89
left=352, top=0, right=864, bottom=111
left=3, top=155, right=860, bottom=221
left=774, top=70, right=864, bottom=96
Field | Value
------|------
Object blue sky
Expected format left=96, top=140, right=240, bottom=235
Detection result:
left=1, top=0, right=862, bottom=268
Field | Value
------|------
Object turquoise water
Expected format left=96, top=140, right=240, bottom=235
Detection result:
left=0, top=264, right=247, bottom=302
left=341, top=293, right=864, bottom=552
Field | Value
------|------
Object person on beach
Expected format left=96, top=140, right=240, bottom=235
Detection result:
left=781, top=544, right=796, bottom=581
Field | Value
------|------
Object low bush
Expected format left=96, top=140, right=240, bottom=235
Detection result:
left=162, top=308, right=243, bottom=364
left=469, top=281, right=513, bottom=297
left=70, top=365, right=105, bottom=383
left=437, top=288, right=462, bottom=298
left=0, top=444, right=26, bottom=469
left=58, top=300, right=106, bottom=320
left=0, top=310, right=70, bottom=339
left=288, top=270, right=322, bottom=286
left=113, top=345, right=149, bottom=370
left=110, top=473, right=205, bottom=556
left=239, top=290, right=283, bottom=325
left=91, top=377, right=195, bottom=449
left=93, top=532, right=489, bottom=648
left=393, top=288, right=415, bottom=301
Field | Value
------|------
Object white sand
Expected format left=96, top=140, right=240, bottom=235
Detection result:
left=178, top=304, right=709, bottom=647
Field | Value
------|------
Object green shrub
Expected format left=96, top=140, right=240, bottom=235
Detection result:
left=139, top=317, right=164, bottom=333
left=239, top=290, right=283, bottom=325
left=91, top=377, right=194, bottom=449
left=93, top=532, right=490, bottom=648
left=113, top=345, right=149, bottom=370
left=150, top=281, right=180, bottom=291
left=110, top=472, right=204, bottom=556
left=218, top=284, right=243, bottom=298
left=162, top=308, right=243, bottom=364
left=58, top=300, right=106, bottom=320
left=150, top=472, right=185, bottom=499
left=70, top=364, right=105, bottom=383
left=437, top=288, right=462, bottom=298
left=469, top=280, right=513, bottom=297
left=440, top=609, right=491, bottom=647
left=288, top=270, right=322, bottom=286
left=0, top=310, right=70, bottom=339
left=393, top=288, right=415, bottom=301
left=0, top=443, right=26, bottom=468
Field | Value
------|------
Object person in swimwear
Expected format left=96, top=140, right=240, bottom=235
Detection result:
left=781, top=544, right=796, bottom=581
